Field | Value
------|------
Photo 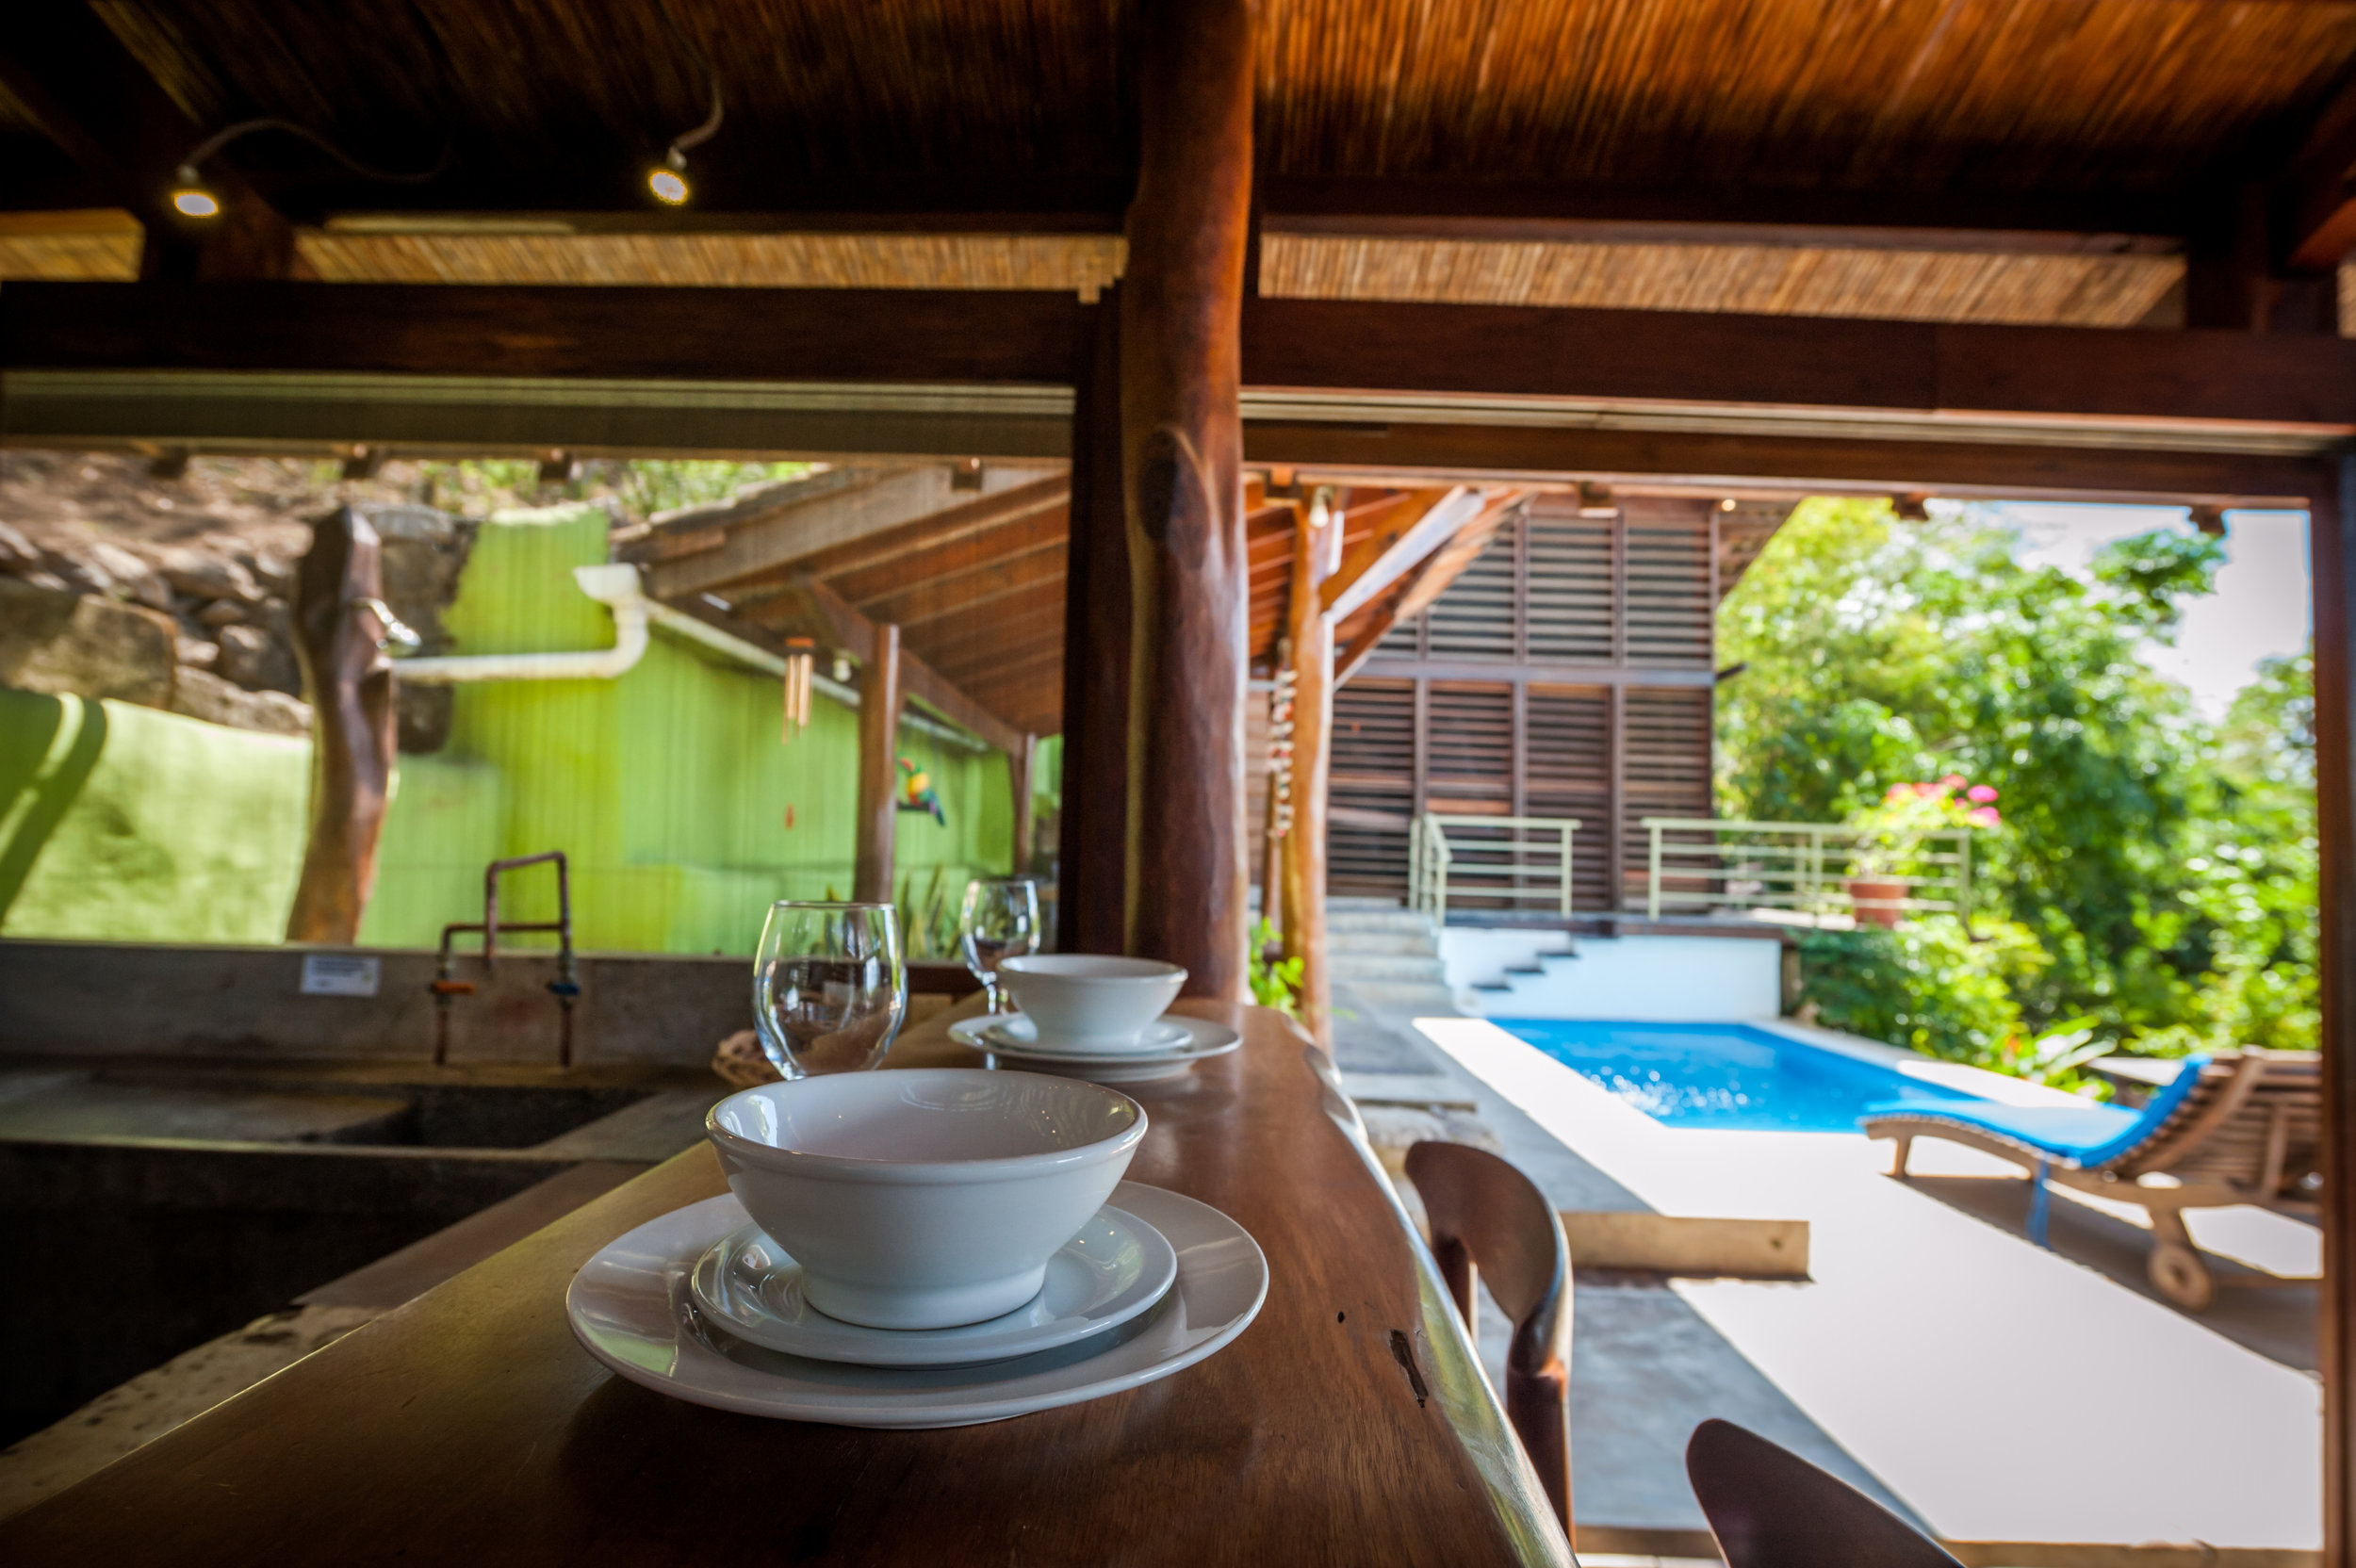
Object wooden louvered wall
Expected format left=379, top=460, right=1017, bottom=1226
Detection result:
left=1335, top=493, right=1734, bottom=912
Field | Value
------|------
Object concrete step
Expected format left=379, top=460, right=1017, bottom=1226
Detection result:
left=1329, top=954, right=1447, bottom=983
left=1326, top=910, right=1439, bottom=937
left=1330, top=931, right=1442, bottom=951
left=1328, top=896, right=1411, bottom=911
left=1339, top=981, right=1461, bottom=1010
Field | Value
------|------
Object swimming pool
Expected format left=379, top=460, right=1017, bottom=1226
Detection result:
left=1494, top=1019, right=1991, bottom=1132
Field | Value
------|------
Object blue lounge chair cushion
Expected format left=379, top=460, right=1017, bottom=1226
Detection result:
left=1860, top=1054, right=2209, bottom=1169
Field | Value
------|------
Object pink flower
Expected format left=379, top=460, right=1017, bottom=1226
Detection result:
left=1884, top=784, right=1910, bottom=804
left=1967, top=807, right=2001, bottom=827
left=1967, top=785, right=1998, bottom=804
left=1911, top=781, right=1939, bottom=798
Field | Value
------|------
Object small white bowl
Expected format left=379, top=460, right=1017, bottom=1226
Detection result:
left=705, top=1069, right=1146, bottom=1331
left=998, top=955, right=1187, bottom=1051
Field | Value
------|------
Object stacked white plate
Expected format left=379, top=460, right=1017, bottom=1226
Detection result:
left=948, top=1012, right=1243, bottom=1083
left=567, top=1180, right=1268, bottom=1428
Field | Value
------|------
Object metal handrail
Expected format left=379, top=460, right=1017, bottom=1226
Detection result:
left=1641, top=817, right=1972, bottom=927
left=1412, top=813, right=1580, bottom=923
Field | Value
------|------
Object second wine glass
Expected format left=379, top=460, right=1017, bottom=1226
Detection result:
left=752, top=901, right=906, bottom=1079
left=960, top=877, right=1040, bottom=1015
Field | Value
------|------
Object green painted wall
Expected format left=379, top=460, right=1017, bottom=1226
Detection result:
left=0, top=689, right=310, bottom=942
left=0, top=503, right=1018, bottom=956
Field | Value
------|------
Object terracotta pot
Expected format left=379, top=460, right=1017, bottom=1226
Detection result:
left=1845, top=876, right=1907, bottom=928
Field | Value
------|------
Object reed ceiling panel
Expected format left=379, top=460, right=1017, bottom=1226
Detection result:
left=1256, top=0, right=2356, bottom=193
left=1261, top=236, right=2182, bottom=327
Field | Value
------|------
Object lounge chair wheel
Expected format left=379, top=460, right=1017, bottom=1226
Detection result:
left=2149, top=1241, right=2215, bottom=1312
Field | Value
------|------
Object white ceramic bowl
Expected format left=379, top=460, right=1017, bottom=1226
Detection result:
left=705, top=1069, right=1146, bottom=1331
left=998, top=955, right=1187, bottom=1051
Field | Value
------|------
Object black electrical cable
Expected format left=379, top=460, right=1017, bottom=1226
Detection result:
left=175, top=117, right=452, bottom=186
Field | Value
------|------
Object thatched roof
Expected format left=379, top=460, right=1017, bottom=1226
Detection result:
left=1, top=1, right=2350, bottom=328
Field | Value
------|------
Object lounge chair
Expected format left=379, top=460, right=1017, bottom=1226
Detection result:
left=1861, top=1050, right=2319, bottom=1311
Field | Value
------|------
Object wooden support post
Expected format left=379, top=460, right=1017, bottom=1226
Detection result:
left=286, top=508, right=397, bottom=944
left=1283, top=495, right=1339, bottom=1045
left=2314, top=455, right=2356, bottom=1568
left=1120, top=0, right=1254, bottom=998
left=854, top=623, right=904, bottom=905
left=1058, top=297, right=1131, bottom=953
left=1008, top=732, right=1037, bottom=877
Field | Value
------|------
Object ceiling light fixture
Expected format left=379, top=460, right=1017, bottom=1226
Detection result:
left=168, top=118, right=450, bottom=221
left=648, top=0, right=725, bottom=207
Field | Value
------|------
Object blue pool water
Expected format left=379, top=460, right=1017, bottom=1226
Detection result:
left=1495, top=1019, right=1991, bottom=1132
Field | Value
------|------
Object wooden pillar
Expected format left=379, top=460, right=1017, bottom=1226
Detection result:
left=854, top=622, right=904, bottom=905
left=2314, top=455, right=2356, bottom=1568
left=1008, top=732, right=1037, bottom=877
left=1057, top=297, right=1131, bottom=953
left=1283, top=495, right=1338, bottom=1045
left=1120, top=0, right=1254, bottom=999
left=286, top=507, right=398, bottom=944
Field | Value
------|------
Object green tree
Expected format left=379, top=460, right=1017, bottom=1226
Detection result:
left=1717, top=498, right=2228, bottom=1043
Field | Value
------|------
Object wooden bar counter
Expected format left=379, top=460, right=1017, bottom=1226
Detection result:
left=0, top=1003, right=1573, bottom=1566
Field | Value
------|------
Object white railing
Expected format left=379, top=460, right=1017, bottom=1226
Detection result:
left=1642, top=818, right=1972, bottom=926
left=1411, top=814, right=1580, bottom=923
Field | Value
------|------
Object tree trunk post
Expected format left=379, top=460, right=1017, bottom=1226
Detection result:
left=286, top=506, right=398, bottom=944
left=1057, top=298, right=1132, bottom=954
left=2314, top=454, right=2356, bottom=1568
left=854, top=623, right=904, bottom=905
left=1009, top=731, right=1037, bottom=877
left=1120, top=0, right=1254, bottom=999
left=1283, top=493, right=1339, bottom=1045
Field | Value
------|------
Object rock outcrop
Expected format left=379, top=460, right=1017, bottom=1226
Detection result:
left=0, top=457, right=480, bottom=743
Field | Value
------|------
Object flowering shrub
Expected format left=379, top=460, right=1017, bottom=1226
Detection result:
left=1845, top=776, right=1997, bottom=878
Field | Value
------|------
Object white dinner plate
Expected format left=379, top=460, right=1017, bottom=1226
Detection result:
left=567, top=1182, right=1267, bottom=1429
left=948, top=1014, right=1243, bottom=1084
left=689, top=1201, right=1178, bottom=1367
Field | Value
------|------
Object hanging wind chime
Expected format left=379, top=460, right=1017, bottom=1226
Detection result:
left=780, top=637, right=815, bottom=743
left=1268, top=662, right=1297, bottom=841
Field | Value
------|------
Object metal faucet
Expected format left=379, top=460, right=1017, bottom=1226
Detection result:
left=432, top=851, right=580, bottom=1067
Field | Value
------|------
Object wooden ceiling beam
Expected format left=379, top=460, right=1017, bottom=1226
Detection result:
left=850, top=540, right=1067, bottom=632
left=1321, top=485, right=1488, bottom=622
left=1333, top=492, right=1522, bottom=685
left=645, top=464, right=1064, bottom=600
left=0, top=9, right=294, bottom=279
left=816, top=488, right=1069, bottom=602
left=10, top=284, right=2352, bottom=435
left=1243, top=420, right=2324, bottom=508
left=1243, top=298, right=2356, bottom=432
left=688, top=575, right=1025, bottom=755
left=2281, top=72, right=2356, bottom=271
left=0, top=281, right=1088, bottom=384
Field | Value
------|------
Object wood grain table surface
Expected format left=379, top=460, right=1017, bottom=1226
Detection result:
left=0, top=1000, right=1574, bottom=1567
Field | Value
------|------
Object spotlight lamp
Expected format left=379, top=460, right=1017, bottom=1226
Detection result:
left=648, top=152, right=691, bottom=206
left=648, top=0, right=724, bottom=208
left=170, top=166, right=221, bottom=219
left=167, top=117, right=450, bottom=225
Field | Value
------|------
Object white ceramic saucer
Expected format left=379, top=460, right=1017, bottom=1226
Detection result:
left=689, top=1201, right=1178, bottom=1366
left=948, top=1013, right=1243, bottom=1084
left=567, top=1182, right=1267, bottom=1429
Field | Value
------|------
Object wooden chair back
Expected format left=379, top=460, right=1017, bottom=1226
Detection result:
left=2119, top=1050, right=2321, bottom=1202
left=1686, top=1418, right=1961, bottom=1567
left=1404, top=1140, right=1573, bottom=1531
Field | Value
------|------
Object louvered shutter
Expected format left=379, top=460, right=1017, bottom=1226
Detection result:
left=1524, top=684, right=1612, bottom=910
left=1330, top=678, right=1416, bottom=898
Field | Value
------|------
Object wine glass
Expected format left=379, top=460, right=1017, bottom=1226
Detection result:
left=960, top=877, right=1040, bottom=1015
left=753, top=902, right=906, bottom=1079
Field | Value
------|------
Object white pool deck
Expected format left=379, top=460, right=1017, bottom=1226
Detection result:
left=1415, top=1015, right=2324, bottom=1557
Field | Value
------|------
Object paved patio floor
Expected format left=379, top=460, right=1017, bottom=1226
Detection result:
left=1417, top=1015, right=2323, bottom=1557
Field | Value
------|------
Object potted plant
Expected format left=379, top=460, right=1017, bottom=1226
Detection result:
left=1842, top=776, right=1998, bottom=927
